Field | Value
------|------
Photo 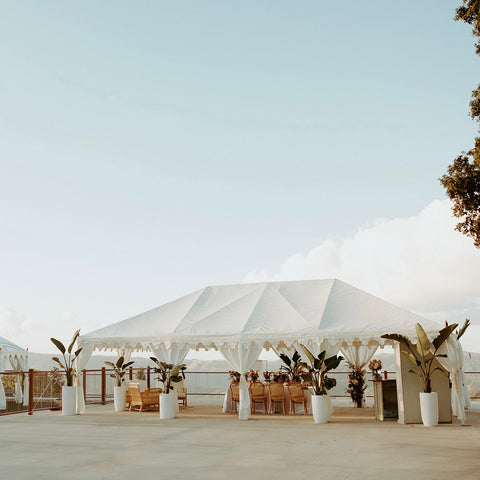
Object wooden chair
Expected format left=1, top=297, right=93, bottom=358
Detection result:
left=174, top=379, right=188, bottom=407
left=230, top=382, right=240, bottom=413
left=287, top=383, right=307, bottom=415
left=249, top=382, right=266, bottom=414
left=267, top=382, right=286, bottom=414
left=128, top=384, right=160, bottom=412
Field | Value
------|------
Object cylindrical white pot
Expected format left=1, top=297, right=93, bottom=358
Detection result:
left=114, top=386, right=126, bottom=412
left=62, top=386, right=76, bottom=416
left=159, top=393, right=176, bottom=419
left=311, top=395, right=329, bottom=424
left=419, top=392, right=438, bottom=427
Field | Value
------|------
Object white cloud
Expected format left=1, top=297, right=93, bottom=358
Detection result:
left=0, top=307, right=93, bottom=353
left=244, top=199, right=480, bottom=351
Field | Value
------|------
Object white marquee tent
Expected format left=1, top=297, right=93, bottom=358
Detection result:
left=78, top=278, right=468, bottom=421
left=0, top=336, right=29, bottom=409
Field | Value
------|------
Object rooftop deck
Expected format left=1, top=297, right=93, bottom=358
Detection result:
left=1, top=402, right=479, bottom=479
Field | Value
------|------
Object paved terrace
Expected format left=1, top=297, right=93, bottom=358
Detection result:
left=1, top=403, right=479, bottom=480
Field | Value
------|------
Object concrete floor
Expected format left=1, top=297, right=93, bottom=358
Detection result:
left=1, top=403, right=479, bottom=480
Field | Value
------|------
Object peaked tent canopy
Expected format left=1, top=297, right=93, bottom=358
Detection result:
left=0, top=336, right=29, bottom=409
left=78, top=279, right=469, bottom=420
left=79, top=278, right=441, bottom=352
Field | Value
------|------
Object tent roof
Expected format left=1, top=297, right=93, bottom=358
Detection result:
left=0, top=336, right=28, bottom=357
left=79, top=278, right=441, bottom=351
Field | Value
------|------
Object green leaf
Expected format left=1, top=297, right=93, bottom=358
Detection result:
left=432, top=323, right=458, bottom=351
left=457, top=319, right=470, bottom=340
left=104, top=361, right=116, bottom=368
left=324, top=355, right=342, bottom=371
left=116, top=356, right=125, bottom=368
left=74, top=348, right=83, bottom=358
left=123, top=361, right=135, bottom=369
left=300, top=344, right=315, bottom=365
left=67, top=329, right=80, bottom=354
left=415, top=323, right=432, bottom=357
left=292, top=350, right=301, bottom=363
left=401, top=351, right=419, bottom=366
left=279, top=353, right=291, bottom=366
left=52, top=357, right=65, bottom=370
left=50, top=338, right=66, bottom=355
left=381, top=333, right=413, bottom=349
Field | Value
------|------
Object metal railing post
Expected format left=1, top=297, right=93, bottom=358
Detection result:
left=101, top=367, right=106, bottom=405
left=147, top=366, right=151, bottom=389
left=129, top=367, right=133, bottom=380
left=82, top=369, right=87, bottom=402
left=28, top=369, right=34, bottom=415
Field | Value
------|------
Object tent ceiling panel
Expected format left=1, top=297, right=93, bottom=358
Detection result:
left=174, top=284, right=264, bottom=335
left=79, top=278, right=443, bottom=351
left=0, top=336, right=28, bottom=357
left=318, top=280, right=438, bottom=332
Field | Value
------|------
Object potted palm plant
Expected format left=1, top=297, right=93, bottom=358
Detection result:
left=300, top=345, right=343, bottom=423
left=50, top=330, right=83, bottom=416
left=279, top=350, right=304, bottom=383
left=150, top=357, right=186, bottom=419
left=104, top=356, right=135, bottom=412
left=381, top=320, right=468, bottom=426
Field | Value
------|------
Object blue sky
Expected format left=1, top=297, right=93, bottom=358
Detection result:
left=1, top=1, right=480, bottom=352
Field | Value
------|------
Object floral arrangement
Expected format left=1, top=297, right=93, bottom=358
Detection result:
left=368, top=359, right=382, bottom=377
left=346, top=363, right=367, bottom=408
left=272, top=372, right=289, bottom=384
left=263, top=371, right=272, bottom=382
left=247, top=370, right=259, bottom=383
left=229, top=370, right=241, bottom=383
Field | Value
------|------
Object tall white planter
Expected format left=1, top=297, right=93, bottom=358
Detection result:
left=419, top=392, right=438, bottom=427
left=159, top=393, right=176, bottom=419
left=113, top=386, right=126, bottom=412
left=311, top=395, right=329, bottom=424
left=62, top=386, right=76, bottom=416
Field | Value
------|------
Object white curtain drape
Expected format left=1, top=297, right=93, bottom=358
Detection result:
left=75, top=344, right=94, bottom=414
left=219, top=342, right=263, bottom=420
left=340, top=342, right=378, bottom=368
left=0, top=355, right=6, bottom=410
left=148, top=342, right=190, bottom=366
left=9, top=355, right=28, bottom=405
left=436, top=336, right=468, bottom=424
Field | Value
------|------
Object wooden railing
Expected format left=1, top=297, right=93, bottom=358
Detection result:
left=0, top=368, right=478, bottom=416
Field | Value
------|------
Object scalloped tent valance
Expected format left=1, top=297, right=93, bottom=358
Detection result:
left=78, top=278, right=442, bottom=352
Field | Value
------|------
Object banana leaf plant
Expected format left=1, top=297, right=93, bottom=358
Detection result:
left=150, top=357, right=186, bottom=394
left=104, top=356, right=135, bottom=387
left=299, top=345, right=344, bottom=395
left=50, top=330, right=83, bottom=387
left=279, top=350, right=304, bottom=383
left=381, top=320, right=469, bottom=393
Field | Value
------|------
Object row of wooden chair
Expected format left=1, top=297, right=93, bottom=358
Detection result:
left=229, top=382, right=307, bottom=415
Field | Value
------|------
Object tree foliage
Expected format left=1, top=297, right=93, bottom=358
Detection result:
left=440, top=1, right=480, bottom=247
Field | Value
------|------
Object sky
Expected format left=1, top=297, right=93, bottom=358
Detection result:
left=1, top=1, right=480, bottom=354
